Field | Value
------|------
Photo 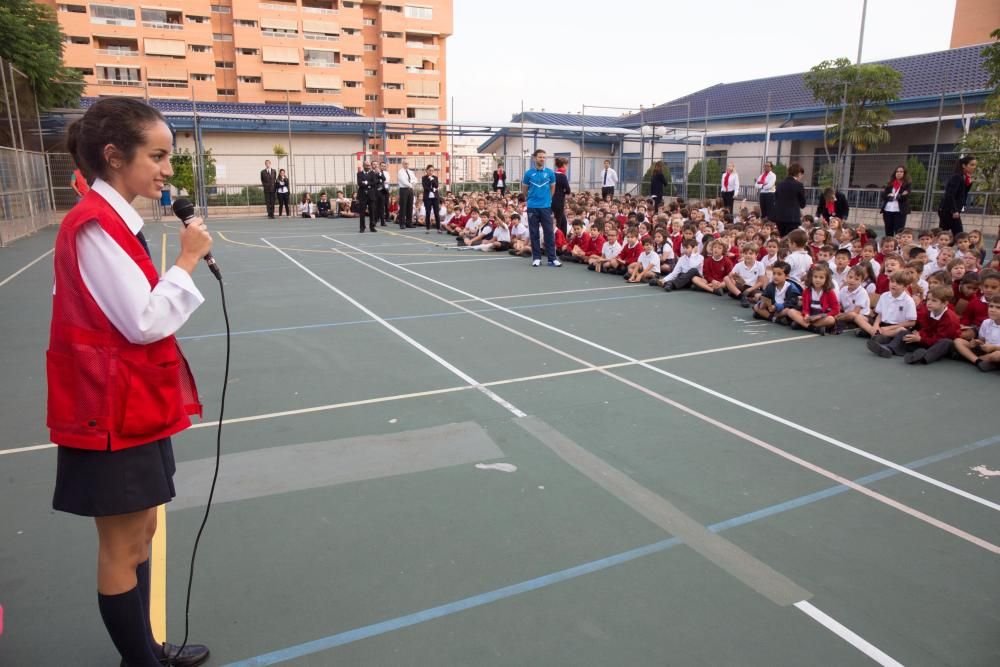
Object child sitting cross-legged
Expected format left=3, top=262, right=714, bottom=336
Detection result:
left=692, top=239, right=735, bottom=296
left=786, top=263, right=840, bottom=335
left=856, top=270, right=918, bottom=340
left=588, top=227, right=622, bottom=273
left=724, top=242, right=766, bottom=307
left=655, top=238, right=704, bottom=291
left=580, top=223, right=605, bottom=264
left=835, top=265, right=871, bottom=334
left=560, top=219, right=588, bottom=262
left=953, top=294, right=1000, bottom=371
left=603, top=227, right=642, bottom=275
left=867, top=286, right=961, bottom=364
left=626, top=238, right=661, bottom=283
left=752, top=260, right=802, bottom=324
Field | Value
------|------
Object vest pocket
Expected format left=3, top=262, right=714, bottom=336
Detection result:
left=117, top=357, right=185, bottom=438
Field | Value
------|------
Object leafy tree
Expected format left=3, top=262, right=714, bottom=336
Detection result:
left=169, top=148, right=216, bottom=195
left=803, top=58, right=902, bottom=189
left=904, top=155, right=929, bottom=212
left=957, top=29, right=1000, bottom=212
left=0, top=0, right=83, bottom=109
left=687, top=159, right=721, bottom=199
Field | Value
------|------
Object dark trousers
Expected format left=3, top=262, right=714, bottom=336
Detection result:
left=528, top=207, right=556, bottom=262
left=424, top=199, right=440, bottom=229
left=359, top=195, right=377, bottom=231
left=776, top=219, right=798, bottom=237
left=651, top=194, right=663, bottom=213
left=664, top=268, right=699, bottom=290
left=264, top=190, right=276, bottom=217
left=276, top=193, right=290, bottom=217
left=381, top=189, right=390, bottom=222
left=495, top=186, right=506, bottom=196
left=369, top=192, right=384, bottom=226
left=399, top=188, right=414, bottom=226
left=886, top=332, right=953, bottom=364
left=721, top=191, right=735, bottom=212
left=882, top=211, right=906, bottom=237
left=552, top=202, right=567, bottom=235
left=759, top=192, right=775, bottom=220
left=938, top=210, right=963, bottom=235
left=601, top=186, right=614, bottom=200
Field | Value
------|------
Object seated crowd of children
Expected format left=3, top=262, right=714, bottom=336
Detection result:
left=423, top=188, right=999, bottom=372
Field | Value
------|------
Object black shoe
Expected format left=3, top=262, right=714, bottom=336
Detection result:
left=380, top=222, right=386, bottom=226
left=740, top=295, right=750, bottom=308
left=663, top=283, right=674, bottom=292
left=866, top=338, right=893, bottom=358
left=713, top=288, right=725, bottom=296
left=904, top=349, right=926, bottom=364
left=370, top=227, right=377, bottom=232
left=975, top=359, right=997, bottom=372
left=359, top=228, right=366, bottom=233
left=648, top=278, right=661, bottom=287
left=121, top=642, right=210, bottom=667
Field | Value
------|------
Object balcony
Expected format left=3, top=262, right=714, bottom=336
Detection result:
left=141, top=8, right=184, bottom=30
left=259, top=1, right=296, bottom=10
left=95, top=48, right=140, bottom=57
left=302, top=0, right=339, bottom=14
left=97, top=79, right=143, bottom=87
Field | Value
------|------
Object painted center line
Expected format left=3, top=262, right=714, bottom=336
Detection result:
left=0, top=247, right=53, bottom=288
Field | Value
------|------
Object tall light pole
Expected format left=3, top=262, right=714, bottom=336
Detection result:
left=836, top=0, right=868, bottom=191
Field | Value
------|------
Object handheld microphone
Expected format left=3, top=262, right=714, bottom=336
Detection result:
left=172, top=198, right=222, bottom=280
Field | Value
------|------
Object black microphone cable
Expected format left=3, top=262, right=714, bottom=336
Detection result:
left=170, top=265, right=229, bottom=666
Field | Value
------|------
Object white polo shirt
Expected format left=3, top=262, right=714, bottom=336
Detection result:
left=838, top=285, right=871, bottom=316
left=731, top=259, right=765, bottom=286
left=875, top=291, right=917, bottom=324
left=602, top=240, right=623, bottom=260
left=638, top=249, right=660, bottom=272
left=785, top=250, right=812, bottom=283
left=979, top=318, right=1000, bottom=345
left=831, top=265, right=850, bottom=288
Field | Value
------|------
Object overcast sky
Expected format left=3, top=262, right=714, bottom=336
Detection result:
left=446, top=0, right=957, bottom=124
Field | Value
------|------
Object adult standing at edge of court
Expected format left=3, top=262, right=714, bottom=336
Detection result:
left=880, top=165, right=911, bottom=237
left=49, top=97, right=212, bottom=667
left=522, top=148, right=562, bottom=268
left=492, top=162, right=507, bottom=196
left=938, top=155, right=977, bottom=236
left=397, top=159, right=416, bottom=228
left=720, top=162, right=739, bottom=212
left=356, top=161, right=377, bottom=232
left=422, top=164, right=442, bottom=233
left=650, top=161, right=668, bottom=213
left=755, top=161, right=776, bottom=220
left=600, top=159, right=618, bottom=200
left=260, top=159, right=277, bottom=219
left=378, top=161, right=390, bottom=226
left=552, top=156, right=572, bottom=235
left=771, top=162, right=806, bottom=237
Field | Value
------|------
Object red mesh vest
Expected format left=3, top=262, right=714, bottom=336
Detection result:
left=47, top=190, right=202, bottom=451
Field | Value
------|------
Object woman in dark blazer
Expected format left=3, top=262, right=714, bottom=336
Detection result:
left=492, top=163, right=507, bottom=195
left=879, top=165, right=911, bottom=237
left=771, top=163, right=806, bottom=237
left=422, top=164, right=441, bottom=233
left=650, top=160, right=668, bottom=213
left=815, top=187, right=849, bottom=223
left=552, top=157, right=572, bottom=234
left=938, top=155, right=977, bottom=235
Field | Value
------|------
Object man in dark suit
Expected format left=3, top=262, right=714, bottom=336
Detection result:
left=260, top=160, right=277, bottom=219
left=772, top=163, right=807, bottom=237
left=356, top=161, right=378, bottom=232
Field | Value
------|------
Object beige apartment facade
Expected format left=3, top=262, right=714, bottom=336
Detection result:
left=950, top=0, right=1000, bottom=49
left=44, top=0, right=451, bottom=152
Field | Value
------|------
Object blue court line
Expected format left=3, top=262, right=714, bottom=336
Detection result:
left=222, top=434, right=1000, bottom=666
left=179, top=292, right=659, bottom=341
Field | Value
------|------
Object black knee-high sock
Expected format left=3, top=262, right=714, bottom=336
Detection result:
left=136, top=559, right=164, bottom=656
left=98, top=586, right=161, bottom=667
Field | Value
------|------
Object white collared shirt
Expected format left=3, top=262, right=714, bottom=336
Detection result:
left=639, top=249, right=660, bottom=272
left=979, top=318, right=1000, bottom=345
left=875, top=290, right=917, bottom=324
left=601, top=168, right=618, bottom=187
left=398, top=168, right=416, bottom=189
left=755, top=171, right=776, bottom=193
left=69, top=178, right=204, bottom=345
left=838, top=284, right=871, bottom=316
left=721, top=171, right=740, bottom=193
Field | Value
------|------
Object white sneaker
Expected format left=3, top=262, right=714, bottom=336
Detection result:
left=531, top=259, right=541, bottom=267
left=548, top=259, right=562, bottom=267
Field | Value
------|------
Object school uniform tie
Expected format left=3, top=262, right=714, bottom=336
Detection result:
left=603, top=170, right=608, bottom=186
left=136, top=230, right=151, bottom=259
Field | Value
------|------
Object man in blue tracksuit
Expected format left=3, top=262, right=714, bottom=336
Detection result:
left=521, top=149, right=561, bottom=267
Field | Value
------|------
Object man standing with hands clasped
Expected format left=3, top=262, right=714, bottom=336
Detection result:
left=397, top=159, right=416, bottom=228
left=522, top=149, right=561, bottom=268
left=260, top=159, right=277, bottom=219
left=600, top=159, right=618, bottom=200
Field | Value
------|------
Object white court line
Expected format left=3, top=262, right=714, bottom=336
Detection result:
left=261, top=237, right=527, bottom=418
left=0, top=248, right=53, bottom=288
left=396, top=256, right=518, bottom=266
left=1, top=338, right=811, bottom=458
left=328, top=237, right=1000, bottom=554
left=328, top=237, right=1000, bottom=515
left=795, top=601, right=903, bottom=667
left=452, top=285, right=634, bottom=303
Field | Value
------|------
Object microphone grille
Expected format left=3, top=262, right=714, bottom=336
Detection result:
left=172, top=198, right=195, bottom=219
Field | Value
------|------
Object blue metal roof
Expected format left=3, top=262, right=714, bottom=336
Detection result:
left=618, top=44, right=992, bottom=127
left=79, top=97, right=364, bottom=119
left=509, top=111, right=622, bottom=127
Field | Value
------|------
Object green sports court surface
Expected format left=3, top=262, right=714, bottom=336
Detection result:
left=0, top=215, right=997, bottom=666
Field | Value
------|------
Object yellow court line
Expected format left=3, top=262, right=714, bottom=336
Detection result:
left=151, top=233, right=168, bottom=642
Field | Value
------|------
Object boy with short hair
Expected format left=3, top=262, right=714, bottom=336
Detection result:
left=627, top=238, right=661, bottom=283
left=856, top=270, right=918, bottom=339
left=868, top=286, right=961, bottom=364
left=582, top=223, right=606, bottom=264
left=959, top=270, right=1000, bottom=340
left=561, top=219, right=587, bottom=262
left=589, top=228, right=622, bottom=273
left=836, top=265, right=871, bottom=333
left=831, top=248, right=852, bottom=288
left=784, top=229, right=812, bottom=285
left=692, top=239, right=734, bottom=296
left=603, top=227, right=642, bottom=275
left=953, top=294, right=1000, bottom=371
left=656, top=238, right=704, bottom=291
left=753, top=261, right=802, bottom=323
left=724, top=243, right=767, bottom=307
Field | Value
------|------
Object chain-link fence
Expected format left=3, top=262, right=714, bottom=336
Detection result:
left=0, top=58, right=54, bottom=246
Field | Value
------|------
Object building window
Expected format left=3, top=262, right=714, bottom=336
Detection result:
left=385, top=108, right=403, bottom=115
left=363, top=18, right=375, bottom=25
left=364, top=68, right=376, bottom=76
left=343, top=54, right=360, bottom=62
left=346, top=106, right=363, bottom=113
left=97, top=66, right=141, bottom=85
left=191, top=73, right=214, bottom=81
left=235, top=19, right=258, bottom=27
left=215, top=61, right=235, bottom=69
left=89, top=4, right=136, bottom=25
left=342, top=27, right=358, bottom=35
left=148, top=78, right=187, bottom=88
left=187, top=15, right=208, bottom=23
left=58, top=3, right=87, bottom=13
left=189, top=44, right=211, bottom=52
left=344, top=80, right=362, bottom=87
left=381, top=57, right=402, bottom=64
left=72, top=67, right=95, bottom=76
left=65, top=35, right=90, bottom=44
left=217, top=88, right=236, bottom=96
left=305, top=50, right=340, bottom=66
left=304, top=30, right=339, bottom=41
left=381, top=31, right=402, bottom=38
left=141, top=8, right=183, bottom=29
left=387, top=133, right=404, bottom=140
left=407, top=107, right=437, bottom=119
left=238, top=76, right=262, bottom=83
left=213, top=33, right=234, bottom=41
left=210, top=4, right=231, bottom=13
left=365, top=93, right=378, bottom=101
left=383, top=5, right=402, bottom=12
left=363, top=44, right=376, bottom=51
left=262, top=28, right=298, bottom=38
left=238, top=48, right=260, bottom=55
left=404, top=5, right=432, bottom=19
left=343, top=1, right=357, bottom=7
left=382, top=82, right=402, bottom=90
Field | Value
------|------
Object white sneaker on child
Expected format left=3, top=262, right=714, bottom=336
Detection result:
left=531, top=259, right=541, bottom=267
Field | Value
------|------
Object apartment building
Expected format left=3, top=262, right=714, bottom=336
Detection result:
left=45, top=0, right=451, bottom=152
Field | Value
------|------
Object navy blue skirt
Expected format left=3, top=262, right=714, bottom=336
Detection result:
left=53, top=438, right=176, bottom=517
